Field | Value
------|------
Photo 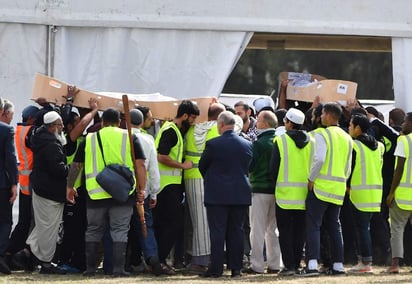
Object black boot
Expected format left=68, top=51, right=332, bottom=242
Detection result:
left=112, top=242, right=130, bottom=277
left=0, top=256, right=11, bottom=275
left=11, top=248, right=35, bottom=272
left=83, top=242, right=99, bottom=276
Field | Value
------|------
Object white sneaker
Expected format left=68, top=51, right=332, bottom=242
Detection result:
left=349, top=262, right=372, bottom=273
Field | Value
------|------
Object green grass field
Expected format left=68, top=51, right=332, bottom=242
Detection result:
left=2, top=266, right=412, bottom=284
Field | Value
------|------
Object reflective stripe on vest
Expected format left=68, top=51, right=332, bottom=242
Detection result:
left=15, top=125, right=32, bottom=195
left=183, top=150, right=201, bottom=170
left=395, top=134, right=412, bottom=210
left=313, top=127, right=353, bottom=205
left=67, top=137, right=84, bottom=188
left=184, top=123, right=219, bottom=179
left=155, top=121, right=184, bottom=190
left=275, top=133, right=314, bottom=210
left=85, top=128, right=135, bottom=200
left=349, top=140, right=384, bottom=212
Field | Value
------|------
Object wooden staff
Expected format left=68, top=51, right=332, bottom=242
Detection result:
left=122, top=94, right=147, bottom=238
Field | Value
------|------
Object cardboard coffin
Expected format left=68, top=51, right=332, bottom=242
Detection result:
left=278, top=71, right=357, bottom=105
left=286, top=79, right=357, bottom=105
left=32, top=73, right=212, bottom=122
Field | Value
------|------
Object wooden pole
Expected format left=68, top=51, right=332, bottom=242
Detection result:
left=122, top=94, right=147, bottom=238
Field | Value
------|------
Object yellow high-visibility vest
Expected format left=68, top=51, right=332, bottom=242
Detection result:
left=313, top=127, right=353, bottom=205
left=84, top=127, right=135, bottom=200
left=184, top=123, right=219, bottom=180
left=67, top=136, right=84, bottom=189
left=350, top=139, right=384, bottom=212
left=275, top=133, right=314, bottom=210
left=155, top=121, right=183, bottom=191
left=394, top=134, right=412, bottom=210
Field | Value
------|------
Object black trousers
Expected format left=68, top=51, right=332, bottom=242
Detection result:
left=57, top=186, right=87, bottom=270
left=152, top=184, right=184, bottom=263
left=0, top=189, right=13, bottom=256
left=276, top=204, right=305, bottom=270
left=7, top=191, right=33, bottom=255
left=206, top=204, right=247, bottom=275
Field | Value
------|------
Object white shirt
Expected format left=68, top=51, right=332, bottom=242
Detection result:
left=275, top=126, right=286, bottom=136
left=394, top=138, right=406, bottom=158
left=133, top=128, right=161, bottom=200
left=309, top=132, right=327, bottom=182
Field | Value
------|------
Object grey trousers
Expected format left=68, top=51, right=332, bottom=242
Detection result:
left=389, top=201, right=412, bottom=258
left=85, top=202, right=133, bottom=243
left=26, top=191, right=64, bottom=262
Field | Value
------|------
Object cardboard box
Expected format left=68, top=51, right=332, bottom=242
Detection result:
left=31, top=73, right=212, bottom=122
left=286, top=79, right=357, bottom=105
left=278, top=71, right=327, bottom=83
left=32, top=73, right=137, bottom=111
left=278, top=71, right=357, bottom=105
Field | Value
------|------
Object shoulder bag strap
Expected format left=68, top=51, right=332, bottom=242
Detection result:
left=96, top=131, right=107, bottom=167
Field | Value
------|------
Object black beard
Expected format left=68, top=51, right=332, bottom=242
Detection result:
left=182, top=119, right=191, bottom=130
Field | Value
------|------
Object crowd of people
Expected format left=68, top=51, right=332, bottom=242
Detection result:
left=0, top=82, right=412, bottom=279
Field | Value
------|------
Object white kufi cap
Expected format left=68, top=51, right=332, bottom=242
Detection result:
left=43, top=111, right=62, bottom=124
left=253, top=97, right=275, bottom=113
left=285, top=108, right=305, bottom=125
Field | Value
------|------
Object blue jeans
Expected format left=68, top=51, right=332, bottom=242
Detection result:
left=305, top=191, right=343, bottom=263
left=351, top=203, right=373, bottom=263
left=133, top=197, right=158, bottom=260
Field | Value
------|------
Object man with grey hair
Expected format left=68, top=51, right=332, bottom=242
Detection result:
left=199, top=111, right=253, bottom=278
left=0, top=99, right=15, bottom=125
left=0, top=98, right=18, bottom=274
left=246, top=110, right=280, bottom=275
left=184, top=102, right=225, bottom=275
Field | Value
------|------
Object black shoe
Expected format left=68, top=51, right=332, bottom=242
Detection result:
left=112, top=271, right=131, bottom=277
left=173, top=261, right=185, bottom=271
left=278, top=268, right=295, bottom=276
left=243, top=267, right=262, bottom=274
left=39, top=264, right=67, bottom=275
left=231, top=269, right=242, bottom=278
left=82, top=270, right=96, bottom=277
left=11, top=249, right=35, bottom=272
left=267, top=268, right=280, bottom=274
left=201, top=270, right=221, bottom=278
left=147, top=256, right=162, bottom=276
left=0, top=256, right=11, bottom=275
left=185, top=264, right=208, bottom=276
left=160, top=263, right=176, bottom=275
left=327, top=268, right=346, bottom=276
left=296, top=268, right=320, bottom=277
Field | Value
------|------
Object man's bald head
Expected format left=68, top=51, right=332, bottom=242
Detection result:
left=208, top=103, right=226, bottom=121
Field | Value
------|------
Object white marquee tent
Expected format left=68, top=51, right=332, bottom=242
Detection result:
left=1, top=0, right=412, bottom=125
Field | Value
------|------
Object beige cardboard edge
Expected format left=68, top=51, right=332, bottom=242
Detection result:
left=278, top=71, right=357, bottom=104
left=278, top=71, right=327, bottom=82
left=286, top=79, right=357, bottom=104
left=31, top=73, right=212, bottom=122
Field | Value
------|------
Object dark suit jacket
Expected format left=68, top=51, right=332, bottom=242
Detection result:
left=199, top=130, right=252, bottom=206
left=0, top=122, right=18, bottom=190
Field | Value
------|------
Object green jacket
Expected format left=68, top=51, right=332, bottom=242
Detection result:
left=249, top=129, right=276, bottom=194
